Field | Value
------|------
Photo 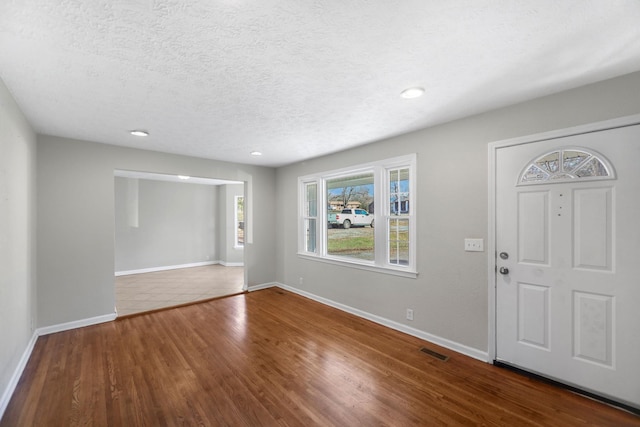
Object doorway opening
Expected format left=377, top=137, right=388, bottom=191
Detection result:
left=113, top=170, right=246, bottom=317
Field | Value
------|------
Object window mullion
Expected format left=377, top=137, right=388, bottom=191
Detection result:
left=374, top=166, right=386, bottom=267
left=320, top=178, right=327, bottom=256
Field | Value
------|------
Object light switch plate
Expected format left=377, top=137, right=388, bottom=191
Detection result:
left=464, top=238, right=484, bottom=252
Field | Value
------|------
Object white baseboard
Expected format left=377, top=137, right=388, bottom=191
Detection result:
left=37, top=313, right=117, bottom=336
left=219, top=261, right=244, bottom=267
left=1, top=312, right=118, bottom=419
left=247, top=282, right=278, bottom=292
left=0, top=331, right=38, bottom=421
left=1, top=282, right=488, bottom=421
left=273, top=282, right=489, bottom=363
left=115, top=261, right=219, bottom=276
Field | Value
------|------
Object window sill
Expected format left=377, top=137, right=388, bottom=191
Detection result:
left=297, top=253, right=418, bottom=279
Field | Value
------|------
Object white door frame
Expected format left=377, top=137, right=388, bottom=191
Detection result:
left=486, top=113, right=640, bottom=363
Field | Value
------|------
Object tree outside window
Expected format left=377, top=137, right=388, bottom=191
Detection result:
left=327, top=173, right=374, bottom=261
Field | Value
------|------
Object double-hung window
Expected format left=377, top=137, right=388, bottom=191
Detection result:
left=298, top=154, right=416, bottom=277
left=302, top=182, right=318, bottom=253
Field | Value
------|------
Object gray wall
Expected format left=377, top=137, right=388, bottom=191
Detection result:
left=114, top=178, right=219, bottom=272
left=6, top=67, right=640, bottom=400
left=217, top=183, right=245, bottom=265
left=37, top=136, right=276, bottom=327
left=275, top=71, right=640, bottom=353
left=0, top=78, right=37, bottom=403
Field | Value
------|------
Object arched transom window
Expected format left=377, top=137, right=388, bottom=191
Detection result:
left=519, top=148, right=615, bottom=185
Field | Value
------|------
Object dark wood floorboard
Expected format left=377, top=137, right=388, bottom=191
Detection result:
left=2, top=288, right=638, bottom=426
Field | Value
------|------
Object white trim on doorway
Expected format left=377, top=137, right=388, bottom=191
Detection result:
left=486, top=113, right=640, bottom=362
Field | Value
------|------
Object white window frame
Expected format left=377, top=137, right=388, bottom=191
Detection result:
left=298, top=154, right=417, bottom=278
left=300, top=181, right=319, bottom=254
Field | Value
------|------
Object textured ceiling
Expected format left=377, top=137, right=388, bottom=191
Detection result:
left=1, top=1, right=640, bottom=167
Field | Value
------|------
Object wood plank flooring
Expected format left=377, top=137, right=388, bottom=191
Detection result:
left=2, top=288, right=638, bottom=426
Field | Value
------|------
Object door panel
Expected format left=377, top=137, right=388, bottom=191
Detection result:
left=496, top=125, right=640, bottom=410
left=517, top=191, right=549, bottom=265
left=517, top=283, right=550, bottom=349
left=573, top=291, right=614, bottom=367
left=573, top=187, right=613, bottom=271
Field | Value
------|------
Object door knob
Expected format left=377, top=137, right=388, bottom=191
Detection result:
left=499, top=267, right=509, bottom=275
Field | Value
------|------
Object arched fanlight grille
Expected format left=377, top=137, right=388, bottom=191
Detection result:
left=519, top=148, right=615, bottom=185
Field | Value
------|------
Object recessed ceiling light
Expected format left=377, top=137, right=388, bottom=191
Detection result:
left=250, top=151, right=262, bottom=156
left=178, top=175, right=190, bottom=180
left=400, top=87, right=425, bottom=99
left=130, top=130, right=149, bottom=136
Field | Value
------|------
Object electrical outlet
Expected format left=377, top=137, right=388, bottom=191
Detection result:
left=406, top=308, right=414, bottom=321
left=299, top=277, right=303, bottom=285
left=464, top=238, right=484, bottom=252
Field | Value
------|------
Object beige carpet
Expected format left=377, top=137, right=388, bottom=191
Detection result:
left=115, top=265, right=244, bottom=316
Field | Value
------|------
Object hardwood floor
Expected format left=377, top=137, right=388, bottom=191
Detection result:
left=2, top=288, right=638, bottom=426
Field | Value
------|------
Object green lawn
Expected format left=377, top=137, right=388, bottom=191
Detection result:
left=327, top=228, right=374, bottom=260
left=327, top=223, right=409, bottom=263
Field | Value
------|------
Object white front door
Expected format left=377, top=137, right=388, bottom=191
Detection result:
left=495, top=124, right=640, bottom=410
